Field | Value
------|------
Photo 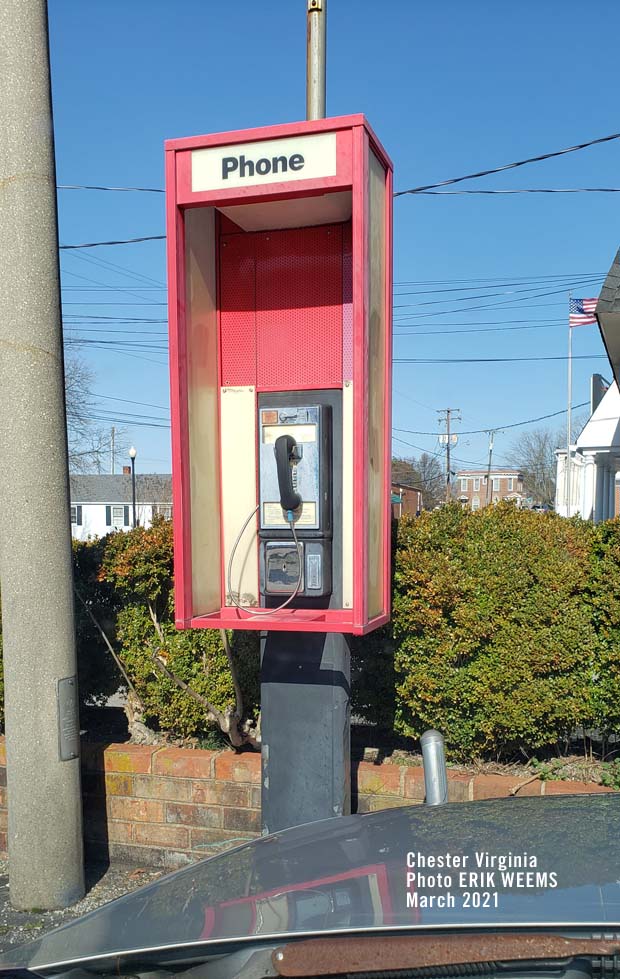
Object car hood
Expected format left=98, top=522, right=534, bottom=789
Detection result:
left=6, top=793, right=620, bottom=970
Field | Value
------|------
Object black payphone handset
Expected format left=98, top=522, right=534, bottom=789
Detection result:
left=227, top=400, right=333, bottom=613
left=274, top=435, right=302, bottom=514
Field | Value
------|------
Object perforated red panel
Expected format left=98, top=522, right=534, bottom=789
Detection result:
left=255, top=225, right=343, bottom=390
left=342, top=221, right=353, bottom=381
left=219, top=234, right=256, bottom=386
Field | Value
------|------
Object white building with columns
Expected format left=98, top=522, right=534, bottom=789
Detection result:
left=555, top=381, right=620, bottom=521
left=554, top=243, right=620, bottom=524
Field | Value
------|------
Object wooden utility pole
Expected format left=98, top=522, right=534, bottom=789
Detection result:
left=438, top=408, right=461, bottom=503
left=485, top=430, right=496, bottom=507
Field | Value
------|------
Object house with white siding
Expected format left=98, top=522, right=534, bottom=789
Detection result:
left=69, top=474, right=172, bottom=540
left=553, top=244, right=620, bottom=522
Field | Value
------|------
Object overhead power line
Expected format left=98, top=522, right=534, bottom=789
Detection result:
left=394, top=322, right=564, bottom=336
left=394, top=272, right=604, bottom=285
left=88, top=412, right=170, bottom=430
left=393, top=273, right=600, bottom=296
left=394, top=401, right=590, bottom=437
left=393, top=278, right=601, bottom=309
left=392, top=434, right=485, bottom=468
left=66, top=247, right=165, bottom=287
left=394, top=355, right=605, bottom=364
left=92, top=392, right=170, bottom=411
left=417, top=187, right=620, bottom=195
left=58, top=184, right=164, bottom=193
left=394, top=131, right=620, bottom=196
left=60, top=235, right=166, bottom=250
left=53, top=131, right=620, bottom=248
left=395, top=294, right=595, bottom=319
left=57, top=131, right=620, bottom=201
left=395, top=317, right=564, bottom=326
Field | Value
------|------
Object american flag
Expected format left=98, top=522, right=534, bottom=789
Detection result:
left=569, top=297, right=598, bottom=327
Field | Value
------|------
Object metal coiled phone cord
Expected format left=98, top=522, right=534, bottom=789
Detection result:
left=226, top=505, right=303, bottom=615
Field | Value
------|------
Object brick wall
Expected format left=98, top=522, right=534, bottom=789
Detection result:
left=391, top=484, right=423, bottom=518
left=0, top=740, right=612, bottom=868
left=456, top=470, right=525, bottom=509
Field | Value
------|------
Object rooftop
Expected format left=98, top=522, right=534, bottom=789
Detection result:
left=596, top=248, right=620, bottom=386
left=456, top=468, right=523, bottom=477
left=70, top=474, right=172, bottom=504
left=391, top=481, right=424, bottom=492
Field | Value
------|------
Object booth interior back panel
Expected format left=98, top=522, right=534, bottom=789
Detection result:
left=219, top=234, right=257, bottom=386
left=219, top=224, right=345, bottom=390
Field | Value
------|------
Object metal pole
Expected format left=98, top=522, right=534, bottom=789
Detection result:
left=261, top=632, right=350, bottom=833
left=306, top=0, right=326, bottom=120
left=129, top=446, right=137, bottom=528
left=0, top=0, right=85, bottom=908
left=131, top=457, right=137, bottom=528
left=261, top=0, right=349, bottom=836
left=421, top=730, right=448, bottom=805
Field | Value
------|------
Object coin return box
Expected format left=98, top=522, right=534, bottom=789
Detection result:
left=261, top=540, right=332, bottom=597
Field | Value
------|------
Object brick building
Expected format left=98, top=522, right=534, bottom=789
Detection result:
left=391, top=482, right=423, bottom=518
left=456, top=469, right=525, bottom=510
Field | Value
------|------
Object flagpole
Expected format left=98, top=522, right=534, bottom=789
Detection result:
left=566, top=291, right=572, bottom=516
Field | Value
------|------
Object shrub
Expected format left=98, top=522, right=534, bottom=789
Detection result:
left=586, top=518, right=620, bottom=736
left=98, top=519, right=260, bottom=742
left=73, top=536, right=126, bottom=707
left=389, top=504, right=598, bottom=760
left=113, top=601, right=259, bottom=740
left=3, top=506, right=620, bottom=761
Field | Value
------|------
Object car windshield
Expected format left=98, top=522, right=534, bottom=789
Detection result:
left=7, top=794, right=620, bottom=973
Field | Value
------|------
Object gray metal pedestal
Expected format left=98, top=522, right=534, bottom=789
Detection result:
left=260, top=630, right=351, bottom=834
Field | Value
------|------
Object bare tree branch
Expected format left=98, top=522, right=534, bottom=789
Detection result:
left=392, top=453, right=444, bottom=509
left=506, top=426, right=563, bottom=506
left=74, top=586, right=141, bottom=704
left=65, top=354, right=131, bottom=473
left=147, top=600, right=166, bottom=644
left=146, top=601, right=256, bottom=749
left=147, top=647, right=227, bottom=729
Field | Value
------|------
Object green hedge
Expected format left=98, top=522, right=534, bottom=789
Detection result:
left=388, top=504, right=600, bottom=759
left=82, top=519, right=260, bottom=741
left=3, top=506, right=620, bottom=758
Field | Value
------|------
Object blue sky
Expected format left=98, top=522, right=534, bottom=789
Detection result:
left=49, top=0, right=620, bottom=473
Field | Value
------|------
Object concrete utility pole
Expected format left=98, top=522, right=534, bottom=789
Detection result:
left=0, top=0, right=85, bottom=908
left=261, top=0, right=351, bottom=835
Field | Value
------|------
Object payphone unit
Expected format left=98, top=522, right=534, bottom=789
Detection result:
left=258, top=401, right=332, bottom=600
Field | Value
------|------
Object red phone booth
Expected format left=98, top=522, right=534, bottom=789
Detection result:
left=165, top=114, right=392, bottom=635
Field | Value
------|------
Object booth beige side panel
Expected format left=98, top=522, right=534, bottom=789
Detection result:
left=220, top=387, right=259, bottom=606
left=185, top=208, right=221, bottom=613
left=366, top=149, right=387, bottom=620
left=342, top=382, right=354, bottom=609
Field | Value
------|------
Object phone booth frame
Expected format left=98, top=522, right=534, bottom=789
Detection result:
left=166, top=114, right=392, bottom=636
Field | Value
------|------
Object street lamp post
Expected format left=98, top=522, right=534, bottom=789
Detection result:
left=129, top=446, right=137, bottom=527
